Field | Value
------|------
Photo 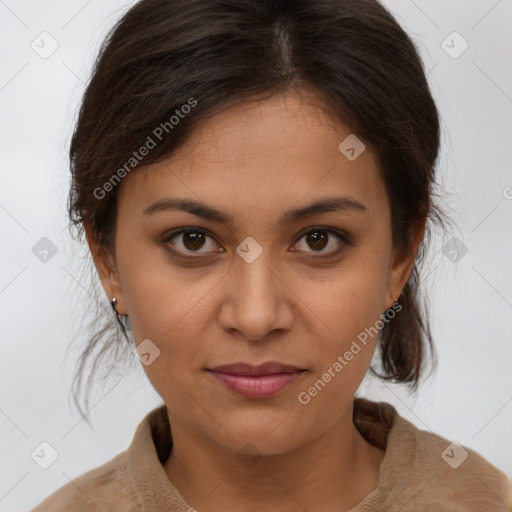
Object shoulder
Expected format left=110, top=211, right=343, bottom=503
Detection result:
left=392, top=412, right=511, bottom=510
left=31, top=450, right=140, bottom=512
left=353, top=397, right=511, bottom=511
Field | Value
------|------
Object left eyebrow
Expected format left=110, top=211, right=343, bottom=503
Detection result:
left=280, top=196, right=367, bottom=224
left=142, top=195, right=367, bottom=224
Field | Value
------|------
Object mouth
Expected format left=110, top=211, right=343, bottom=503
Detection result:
left=205, top=362, right=307, bottom=399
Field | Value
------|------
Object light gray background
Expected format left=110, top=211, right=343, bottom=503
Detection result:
left=1, top=1, right=511, bottom=510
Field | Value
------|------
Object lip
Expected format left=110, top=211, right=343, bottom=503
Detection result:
left=206, top=362, right=306, bottom=399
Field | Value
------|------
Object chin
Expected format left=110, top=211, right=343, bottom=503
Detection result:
left=207, top=408, right=308, bottom=456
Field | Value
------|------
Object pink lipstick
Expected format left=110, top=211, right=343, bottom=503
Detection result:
left=207, top=362, right=306, bottom=399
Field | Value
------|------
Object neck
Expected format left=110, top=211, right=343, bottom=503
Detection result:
left=163, top=405, right=384, bottom=512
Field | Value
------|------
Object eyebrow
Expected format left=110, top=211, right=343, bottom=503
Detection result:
left=143, top=195, right=367, bottom=224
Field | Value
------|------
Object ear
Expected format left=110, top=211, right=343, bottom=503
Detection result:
left=386, top=216, right=427, bottom=310
left=84, top=222, right=127, bottom=315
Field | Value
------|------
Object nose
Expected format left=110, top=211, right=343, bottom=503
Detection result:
left=217, top=251, right=294, bottom=342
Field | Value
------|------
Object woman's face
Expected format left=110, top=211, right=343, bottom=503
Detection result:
left=91, top=89, right=418, bottom=455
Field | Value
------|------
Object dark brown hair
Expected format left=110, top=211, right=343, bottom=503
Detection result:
left=67, top=0, right=448, bottom=420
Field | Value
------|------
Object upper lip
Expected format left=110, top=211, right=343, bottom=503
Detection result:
left=208, top=362, right=305, bottom=376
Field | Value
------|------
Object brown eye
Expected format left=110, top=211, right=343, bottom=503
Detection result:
left=164, top=228, right=222, bottom=255
left=305, top=230, right=328, bottom=251
left=182, top=231, right=206, bottom=251
left=291, top=227, right=348, bottom=257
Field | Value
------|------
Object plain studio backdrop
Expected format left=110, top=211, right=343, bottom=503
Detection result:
left=1, top=0, right=511, bottom=510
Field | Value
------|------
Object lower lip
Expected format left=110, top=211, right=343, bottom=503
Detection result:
left=207, top=370, right=305, bottom=398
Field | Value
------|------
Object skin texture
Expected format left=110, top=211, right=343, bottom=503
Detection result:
left=86, top=88, right=425, bottom=511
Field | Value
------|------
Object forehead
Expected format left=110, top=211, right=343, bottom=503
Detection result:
left=118, top=89, right=387, bottom=219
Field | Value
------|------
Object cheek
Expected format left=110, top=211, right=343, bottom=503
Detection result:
left=122, top=264, right=215, bottom=410
left=300, top=248, right=390, bottom=356
left=116, top=232, right=206, bottom=334
left=117, top=250, right=225, bottom=389
left=125, top=271, right=214, bottom=358
left=293, top=259, right=389, bottom=417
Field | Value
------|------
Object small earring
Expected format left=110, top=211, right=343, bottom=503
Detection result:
left=110, top=297, right=131, bottom=331
left=110, top=297, right=120, bottom=315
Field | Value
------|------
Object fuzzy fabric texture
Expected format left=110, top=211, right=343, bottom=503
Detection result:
left=32, top=397, right=512, bottom=511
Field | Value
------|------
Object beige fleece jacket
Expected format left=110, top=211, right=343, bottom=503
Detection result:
left=32, top=397, right=512, bottom=511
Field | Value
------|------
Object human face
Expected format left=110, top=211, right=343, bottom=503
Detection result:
left=93, top=88, right=414, bottom=455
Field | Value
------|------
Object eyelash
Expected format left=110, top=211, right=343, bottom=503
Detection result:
left=160, top=226, right=351, bottom=261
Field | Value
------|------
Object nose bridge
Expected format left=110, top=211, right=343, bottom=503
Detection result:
left=234, top=240, right=279, bottom=306
left=222, top=239, right=290, bottom=339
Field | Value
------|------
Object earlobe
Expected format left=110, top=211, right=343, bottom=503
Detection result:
left=84, top=222, right=127, bottom=315
left=386, top=249, right=413, bottom=310
left=386, top=217, right=427, bottom=309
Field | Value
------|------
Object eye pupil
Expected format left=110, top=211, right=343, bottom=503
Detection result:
left=183, top=231, right=205, bottom=251
left=306, top=231, right=328, bottom=251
